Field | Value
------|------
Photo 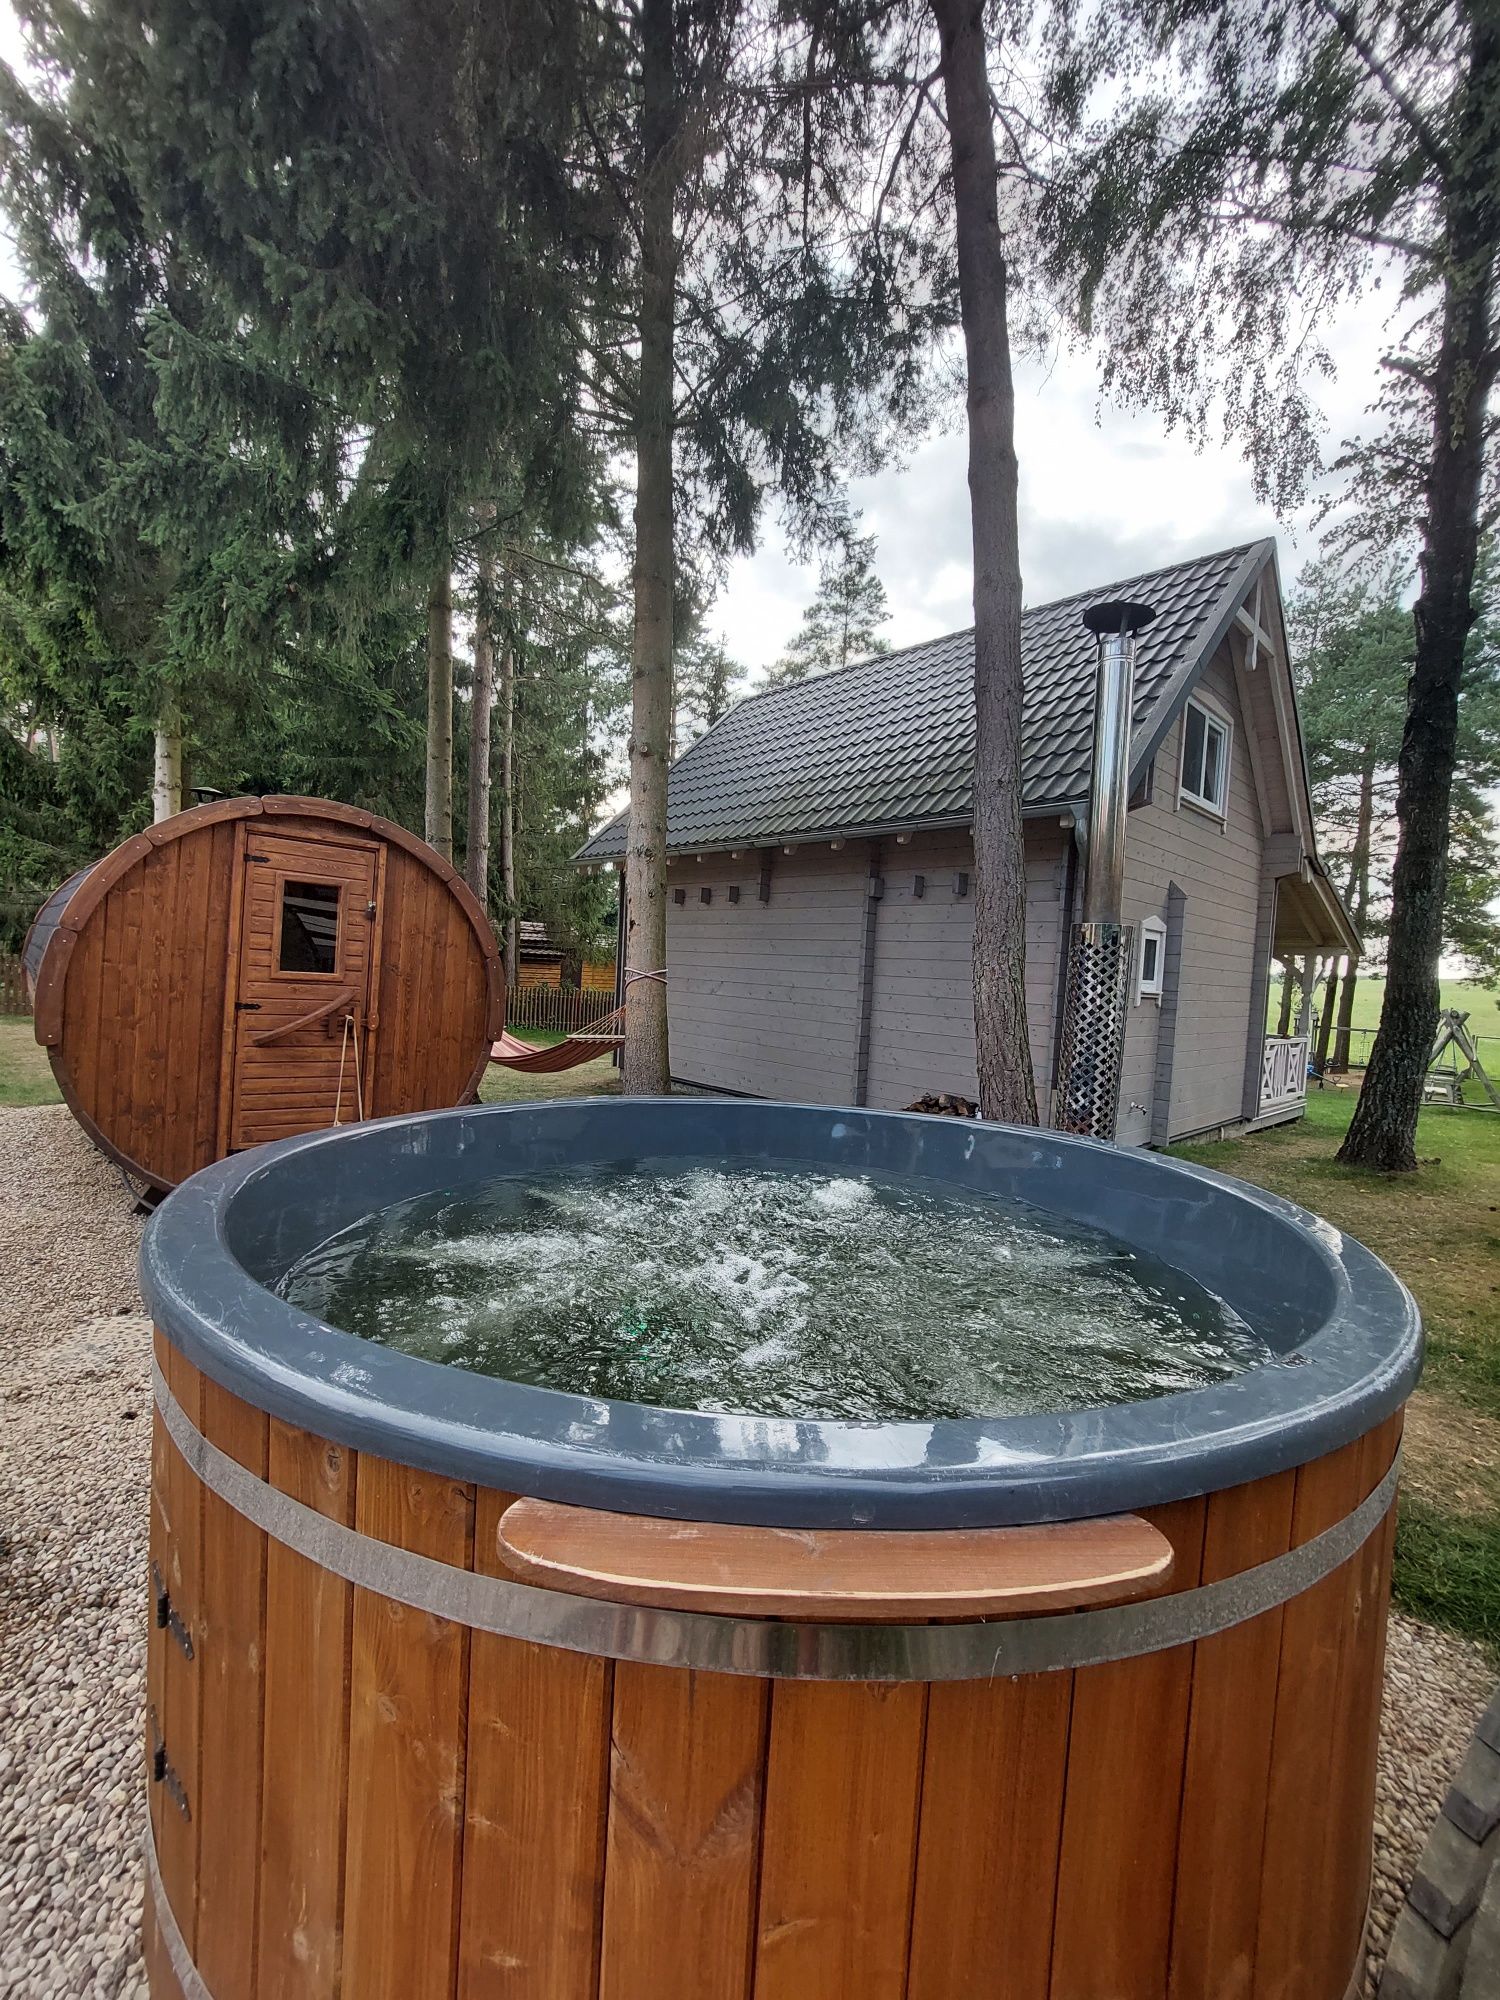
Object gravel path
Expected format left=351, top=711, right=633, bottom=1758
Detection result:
left=1, top=1108, right=149, bottom=1999
left=0, top=1103, right=1492, bottom=1998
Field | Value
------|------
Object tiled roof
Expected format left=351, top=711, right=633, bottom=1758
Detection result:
left=577, top=539, right=1272, bottom=860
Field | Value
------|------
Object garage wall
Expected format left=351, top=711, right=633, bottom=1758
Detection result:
left=665, top=844, right=870, bottom=1100
left=663, top=824, right=1069, bottom=1112
left=864, top=825, right=1067, bottom=1112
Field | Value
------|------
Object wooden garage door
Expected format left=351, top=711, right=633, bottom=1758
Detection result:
left=228, top=832, right=380, bottom=1150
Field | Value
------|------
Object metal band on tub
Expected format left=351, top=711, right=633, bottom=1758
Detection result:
left=153, top=1363, right=1398, bottom=1686
left=144, top=1814, right=213, bottom=2000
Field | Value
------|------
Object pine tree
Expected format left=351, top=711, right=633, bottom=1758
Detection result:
left=575, top=0, right=955, bottom=1090
left=1290, top=559, right=1500, bottom=1062
left=673, top=631, right=746, bottom=750
left=767, top=524, right=891, bottom=685
left=1043, top=0, right=1500, bottom=1168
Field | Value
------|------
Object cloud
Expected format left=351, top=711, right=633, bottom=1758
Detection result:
left=712, top=295, right=1396, bottom=679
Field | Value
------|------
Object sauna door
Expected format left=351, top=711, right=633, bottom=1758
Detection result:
left=227, top=831, right=380, bottom=1150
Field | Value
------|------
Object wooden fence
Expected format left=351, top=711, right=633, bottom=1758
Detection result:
left=505, top=982, right=618, bottom=1036
left=0, top=955, right=28, bottom=1017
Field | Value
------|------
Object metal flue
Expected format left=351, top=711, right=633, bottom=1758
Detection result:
left=1055, top=599, right=1156, bottom=1141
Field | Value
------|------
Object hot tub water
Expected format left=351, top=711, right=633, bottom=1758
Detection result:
left=278, top=1162, right=1272, bottom=1420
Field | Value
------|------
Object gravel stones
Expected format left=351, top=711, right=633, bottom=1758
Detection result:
left=1, top=1107, right=148, bottom=1999
left=0, top=1102, right=1492, bottom=1997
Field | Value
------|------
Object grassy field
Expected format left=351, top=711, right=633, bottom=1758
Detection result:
left=1272, top=975, right=1500, bottom=1041
left=479, top=1043, right=619, bottom=1103
left=0, top=1014, right=58, bottom=1104
left=1173, top=1087, right=1500, bottom=1653
left=1345, top=978, right=1500, bottom=1037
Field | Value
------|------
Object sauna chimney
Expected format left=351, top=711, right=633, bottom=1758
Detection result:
left=1055, top=599, right=1156, bottom=1140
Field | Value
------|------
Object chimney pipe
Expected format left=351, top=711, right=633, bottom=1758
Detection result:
left=1054, top=598, right=1156, bottom=1141
left=1080, top=600, right=1155, bottom=922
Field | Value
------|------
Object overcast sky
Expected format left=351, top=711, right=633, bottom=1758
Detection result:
left=714, top=304, right=1394, bottom=681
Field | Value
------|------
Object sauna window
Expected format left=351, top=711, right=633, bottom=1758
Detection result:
left=279, top=881, right=341, bottom=974
left=1179, top=699, right=1230, bottom=816
left=1137, top=916, right=1167, bottom=1002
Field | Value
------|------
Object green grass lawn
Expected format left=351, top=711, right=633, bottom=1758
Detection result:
left=1173, top=1087, right=1500, bottom=1653
left=479, top=1041, right=619, bottom=1104
left=0, top=1014, right=60, bottom=1105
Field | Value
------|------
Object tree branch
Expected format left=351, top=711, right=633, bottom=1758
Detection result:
left=1317, top=0, right=1451, bottom=175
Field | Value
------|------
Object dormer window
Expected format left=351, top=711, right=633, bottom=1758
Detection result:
left=1179, top=698, right=1230, bottom=816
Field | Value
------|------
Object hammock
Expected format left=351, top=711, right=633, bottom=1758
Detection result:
left=489, top=1005, right=626, bottom=1075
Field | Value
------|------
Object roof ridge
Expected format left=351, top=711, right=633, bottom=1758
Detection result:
left=731, top=537, right=1265, bottom=711
left=576, top=534, right=1279, bottom=861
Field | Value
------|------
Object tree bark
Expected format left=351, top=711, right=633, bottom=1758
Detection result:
left=622, top=0, right=676, bottom=1095
left=1276, top=963, right=1294, bottom=1037
left=1315, top=964, right=1340, bottom=1072
left=499, top=624, right=518, bottom=996
left=1340, top=21, right=1498, bottom=1169
left=466, top=541, right=495, bottom=906
left=933, top=0, right=1037, bottom=1125
left=152, top=707, right=183, bottom=822
left=425, top=564, right=454, bottom=860
left=1332, top=757, right=1377, bottom=1069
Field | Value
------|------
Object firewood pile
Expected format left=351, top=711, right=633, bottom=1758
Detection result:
left=903, top=1092, right=979, bottom=1118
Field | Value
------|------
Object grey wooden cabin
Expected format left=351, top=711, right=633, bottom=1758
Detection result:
left=578, top=539, right=1355, bottom=1145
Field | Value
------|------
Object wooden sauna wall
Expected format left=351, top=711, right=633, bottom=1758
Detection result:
left=144, top=1339, right=1399, bottom=2000
left=55, top=817, right=244, bottom=1189
left=37, top=800, right=499, bottom=1191
left=362, top=834, right=496, bottom=1119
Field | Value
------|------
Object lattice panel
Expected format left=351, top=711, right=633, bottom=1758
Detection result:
left=1054, top=923, right=1134, bottom=1141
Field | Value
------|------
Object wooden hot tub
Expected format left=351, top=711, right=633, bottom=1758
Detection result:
left=137, top=1100, right=1420, bottom=2000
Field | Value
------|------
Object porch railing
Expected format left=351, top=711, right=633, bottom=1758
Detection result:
left=1259, top=1034, right=1310, bottom=1116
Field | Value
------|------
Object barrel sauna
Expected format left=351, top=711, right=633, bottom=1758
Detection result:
left=24, top=796, right=501, bottom=1191
left=137, top=1098, right=1422, bottom=2000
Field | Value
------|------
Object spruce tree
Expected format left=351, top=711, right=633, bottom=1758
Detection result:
left=4, top=0, right=604, bottom=858
left=767, top=519, right=892, bottom=685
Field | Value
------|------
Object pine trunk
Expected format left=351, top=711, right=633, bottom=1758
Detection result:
left=499, top=630, right=518, bottom=995
left=1340, top=24, right=1498, bottom=1169
left=1334, top=966, right=1360, bottom=1070
left=425, top=564, right=455, bottom=861
left=1333, top=757, right=1376, bottom=1069
left=152, top=709, right=183, bottom=823
left=933, top=0, right=1037, bottom=1125
left=466, top=544, right=495, bottom=906
left=1315, top=967, right=1339, bottom=1071
left=622, top=0, right=676, bottom=1095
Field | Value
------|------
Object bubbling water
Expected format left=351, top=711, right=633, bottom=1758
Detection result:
left=277, top=1160, right=1273, bottom=1421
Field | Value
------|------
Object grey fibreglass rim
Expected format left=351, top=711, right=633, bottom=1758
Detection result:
left=154, top=1364, right=1398, bottom=1685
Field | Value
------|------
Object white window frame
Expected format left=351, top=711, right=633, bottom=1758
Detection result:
left=1177, top=695, right=1232, bottom=818
left=1137, top=915, right=1167, bottom=1003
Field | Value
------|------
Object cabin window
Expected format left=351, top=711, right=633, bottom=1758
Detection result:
left=1137, top=915, right=1167, bottom=1002
left=279, top=880, right=341, bottom=974
left=1179, top=698, right=1230, bottom=815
